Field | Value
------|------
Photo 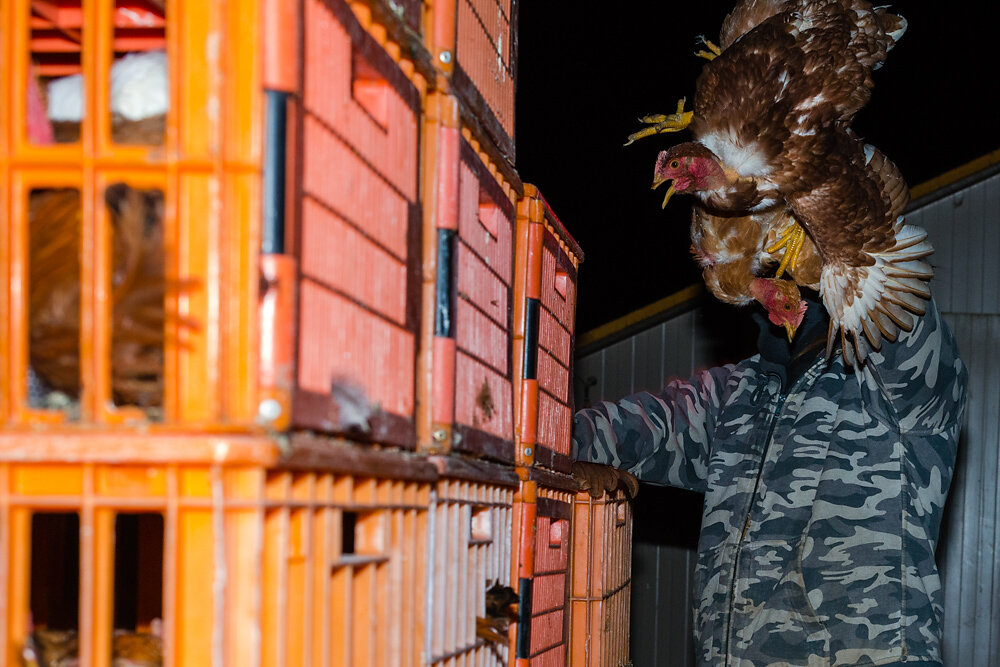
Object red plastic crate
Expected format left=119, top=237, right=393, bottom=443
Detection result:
left=425, top=456, right=517, bottom=665
left=424, top=103, right=520, bottom=462
left=429, top=0, right=518, bottom=159
left=452, top=137, right=516, bottom=456
left=292, top=0, right=425, bottom=447
left=513, top=184, right=584, bottom=473
left=568, top=489, right=633, bottom=667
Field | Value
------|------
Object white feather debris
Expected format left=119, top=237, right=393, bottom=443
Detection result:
left=47, top=50, right=169, bottom=123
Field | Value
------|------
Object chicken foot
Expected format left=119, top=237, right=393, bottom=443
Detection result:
left=766, top=222, right=807, bottom=278
left=695, top=35, right=722, bottom=61
left=624, top=98, right=694, bottom=145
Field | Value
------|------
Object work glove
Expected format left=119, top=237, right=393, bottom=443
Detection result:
left=571, top=461, right=639, bottom=499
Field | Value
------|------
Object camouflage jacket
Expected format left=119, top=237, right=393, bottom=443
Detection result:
left=572, top=299, right=967, bottom=667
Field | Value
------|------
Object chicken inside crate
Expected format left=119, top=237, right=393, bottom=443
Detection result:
left=27, top=183, right=170, bottom=417
left=17, top=509, right=165, bottom=666
left=31, top=1, right=168, bottom=146
left=424, top=456, right=517, bottom=666
left=19, top=0, right=175, bottom=420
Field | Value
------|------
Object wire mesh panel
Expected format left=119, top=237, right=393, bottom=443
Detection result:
left=425, top=457, right=517, bottom=666
left=293, top=0, right=426, bottom=447
left=568, top=490, right=633, bottom=667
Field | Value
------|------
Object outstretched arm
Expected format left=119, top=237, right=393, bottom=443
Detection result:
left=572, top=364, right=736, bottom=493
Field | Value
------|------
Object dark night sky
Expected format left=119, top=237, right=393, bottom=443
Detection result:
left=514, top=3, right=1000, bottom=333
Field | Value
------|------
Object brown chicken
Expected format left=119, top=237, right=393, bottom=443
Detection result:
left=27, top=60, right=174, bottom=410
left=475, top=581, right=519, bottom=645
left=22, top=627, right=163, bottom=667
left=29, top=185, right=168, bottom=408
left=632, top=1, right=925, bottom=365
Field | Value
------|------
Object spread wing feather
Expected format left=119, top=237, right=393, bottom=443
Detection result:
left=783, top=138, right=933, bottom=364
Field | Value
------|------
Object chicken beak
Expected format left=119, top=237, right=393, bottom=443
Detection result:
left=783, top=321, right=797, bottom=342
left=651, top=176, right=676, bottom=209
left=661, top=183, right=677, bottom=208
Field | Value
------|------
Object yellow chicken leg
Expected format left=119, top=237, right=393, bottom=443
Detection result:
left=624, top=98, right=694, bottom=146
left=766, top=223, right=807, bottom=278
left=695, top=35, right=722, bottom=61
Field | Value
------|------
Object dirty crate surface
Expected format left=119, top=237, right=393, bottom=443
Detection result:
left=426, top=110, right=519, bottom=462
left=293, top=0, right=426, bottom=447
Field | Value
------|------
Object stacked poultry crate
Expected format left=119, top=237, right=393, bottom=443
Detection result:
left=0, top=0, right=632, bottom=665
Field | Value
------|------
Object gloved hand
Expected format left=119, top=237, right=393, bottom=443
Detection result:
left=571, top=461, right=639, bottom=499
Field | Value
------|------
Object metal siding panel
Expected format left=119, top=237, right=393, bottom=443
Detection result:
left=633, top=325, right=665, bottom=394
left=662, top=544, right=693, bottom=665
left=956, top=313, right=976, bottom=665
left=602, top=338, right=634, bottom=403
left=965, top=314, right=989, bottom=666
left=662, top=311, right=695, bottom=379
left=937, top=313, right=1000, bottom=666
left=950, top=192, right=972, bottom=314
left=990, top=316, right=1000, bottom=661
left=692, top=307, right=717, bottom=372
left=628, top=543, right=661, bottom=666
left=964, top=181, right=986, bottom=315
left=923, top=199, right=955, bottom=314
left=574, top=352, right=604, bottom=410
left=628, top=543, right=698, bottom=667
left=972, top=314, right=1000, bottom=667
left=984, top=176, right=1000, bottom=315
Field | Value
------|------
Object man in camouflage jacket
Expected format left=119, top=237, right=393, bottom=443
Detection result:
left=572, top=297, right=967, bottom=667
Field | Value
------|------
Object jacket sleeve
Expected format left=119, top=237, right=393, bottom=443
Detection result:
left=864, top=296, right=969, bottom=435
left=571, top=364, right=736, bottom=493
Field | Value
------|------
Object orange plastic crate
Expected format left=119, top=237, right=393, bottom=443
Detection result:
left=291, top=0, right=428, bottom=447
left=511, top=467, right=576, bottom=667
left=513, top=184, right=584, bottom=473
left=0, top=435, right=437, bottom=667
left=425, top=456, right=517, bottom=665
left=428, top=0, right=517, bottom=158
left=2, top=0, right=262, bottom=426
left=568, top=489, right=633, bottom=667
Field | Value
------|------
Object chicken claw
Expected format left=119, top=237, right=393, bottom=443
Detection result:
left=695, top=35, right=722, bottom=61
left=624, top=98, right=694, bottom=146
left=766, top=222, right=807, bottom=278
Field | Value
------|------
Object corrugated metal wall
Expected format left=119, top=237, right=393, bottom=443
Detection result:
left=574, top=168, right=1000, bottom=665
left=908, top=170, right=1000, bottom=666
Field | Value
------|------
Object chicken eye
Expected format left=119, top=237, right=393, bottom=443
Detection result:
left=669, top=160, right=680, bottom=169
left=783, top=302, right=792, bottom=311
